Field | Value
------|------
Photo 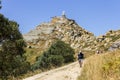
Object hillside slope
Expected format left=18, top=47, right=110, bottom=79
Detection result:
left=78, top=50, right=120, bottom=80
left=95, top=30, right=120, bottom=51
left=23, top=14, right=96, bottom=63
left=23, top=14, right=120, bottom=65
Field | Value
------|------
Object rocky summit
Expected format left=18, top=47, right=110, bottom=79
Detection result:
left=23, top=14, right=95, bottom=53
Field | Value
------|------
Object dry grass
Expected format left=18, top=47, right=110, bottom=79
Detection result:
left=25, top=48, right=43, bottom=64
left=78, top=50, right=120, bottom=80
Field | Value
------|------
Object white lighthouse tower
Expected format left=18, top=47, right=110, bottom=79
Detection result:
left=62, top=11, right=66, bottom=18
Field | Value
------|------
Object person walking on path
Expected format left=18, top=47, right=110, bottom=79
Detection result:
left=78, top=51, right=84, bottom=67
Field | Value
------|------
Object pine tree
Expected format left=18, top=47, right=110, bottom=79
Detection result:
left=0, top=0, right=2, bottom=9
left=0, top=14, right=30, bottom=79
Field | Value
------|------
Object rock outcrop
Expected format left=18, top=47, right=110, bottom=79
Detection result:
left=109, top=39, right=120, bottom=51
left=94, top=30, right=120, bottom=51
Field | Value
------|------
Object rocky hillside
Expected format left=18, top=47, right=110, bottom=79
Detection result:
left=94, top=30, right=120, bottom=51
left=23, top=14, right=120, bottom=57
left=23, top=14, right=95, bottom=54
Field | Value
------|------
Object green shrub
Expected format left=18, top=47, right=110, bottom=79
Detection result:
left=47, top=40, right=75, bottom=63
left=32, top=40, right=75, bottom=70
left=48, top=55, right=64, bottom=66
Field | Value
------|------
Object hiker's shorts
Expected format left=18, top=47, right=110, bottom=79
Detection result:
left=78, top=59, right=84, bottom=62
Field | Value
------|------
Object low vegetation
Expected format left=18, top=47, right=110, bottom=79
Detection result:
left=78, top=50, right=120, bottom=80
left=32, top=40, right=75, bottom=70
left=25, top=48, right=43, bottom=64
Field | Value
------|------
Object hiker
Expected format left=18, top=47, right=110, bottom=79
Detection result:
left=78, top=51, right=84, bottom=67
left=96, top=50, right=100, bottom=54
left=96, top=50, right=103, bottom=54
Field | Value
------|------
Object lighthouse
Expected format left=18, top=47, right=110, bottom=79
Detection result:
left=62, top=11, right=66, bottom=19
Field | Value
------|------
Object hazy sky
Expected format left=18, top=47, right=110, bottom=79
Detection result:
left=0, top=0, right=120, bottom=36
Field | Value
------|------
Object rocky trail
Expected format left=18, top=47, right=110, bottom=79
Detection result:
left=23, top=61, right=82, bottom=80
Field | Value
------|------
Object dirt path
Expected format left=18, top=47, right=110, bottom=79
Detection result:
left=23, top=61, right=81, bottom=80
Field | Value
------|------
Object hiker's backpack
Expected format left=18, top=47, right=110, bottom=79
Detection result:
left=78, top=53, right=84, bottom=59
